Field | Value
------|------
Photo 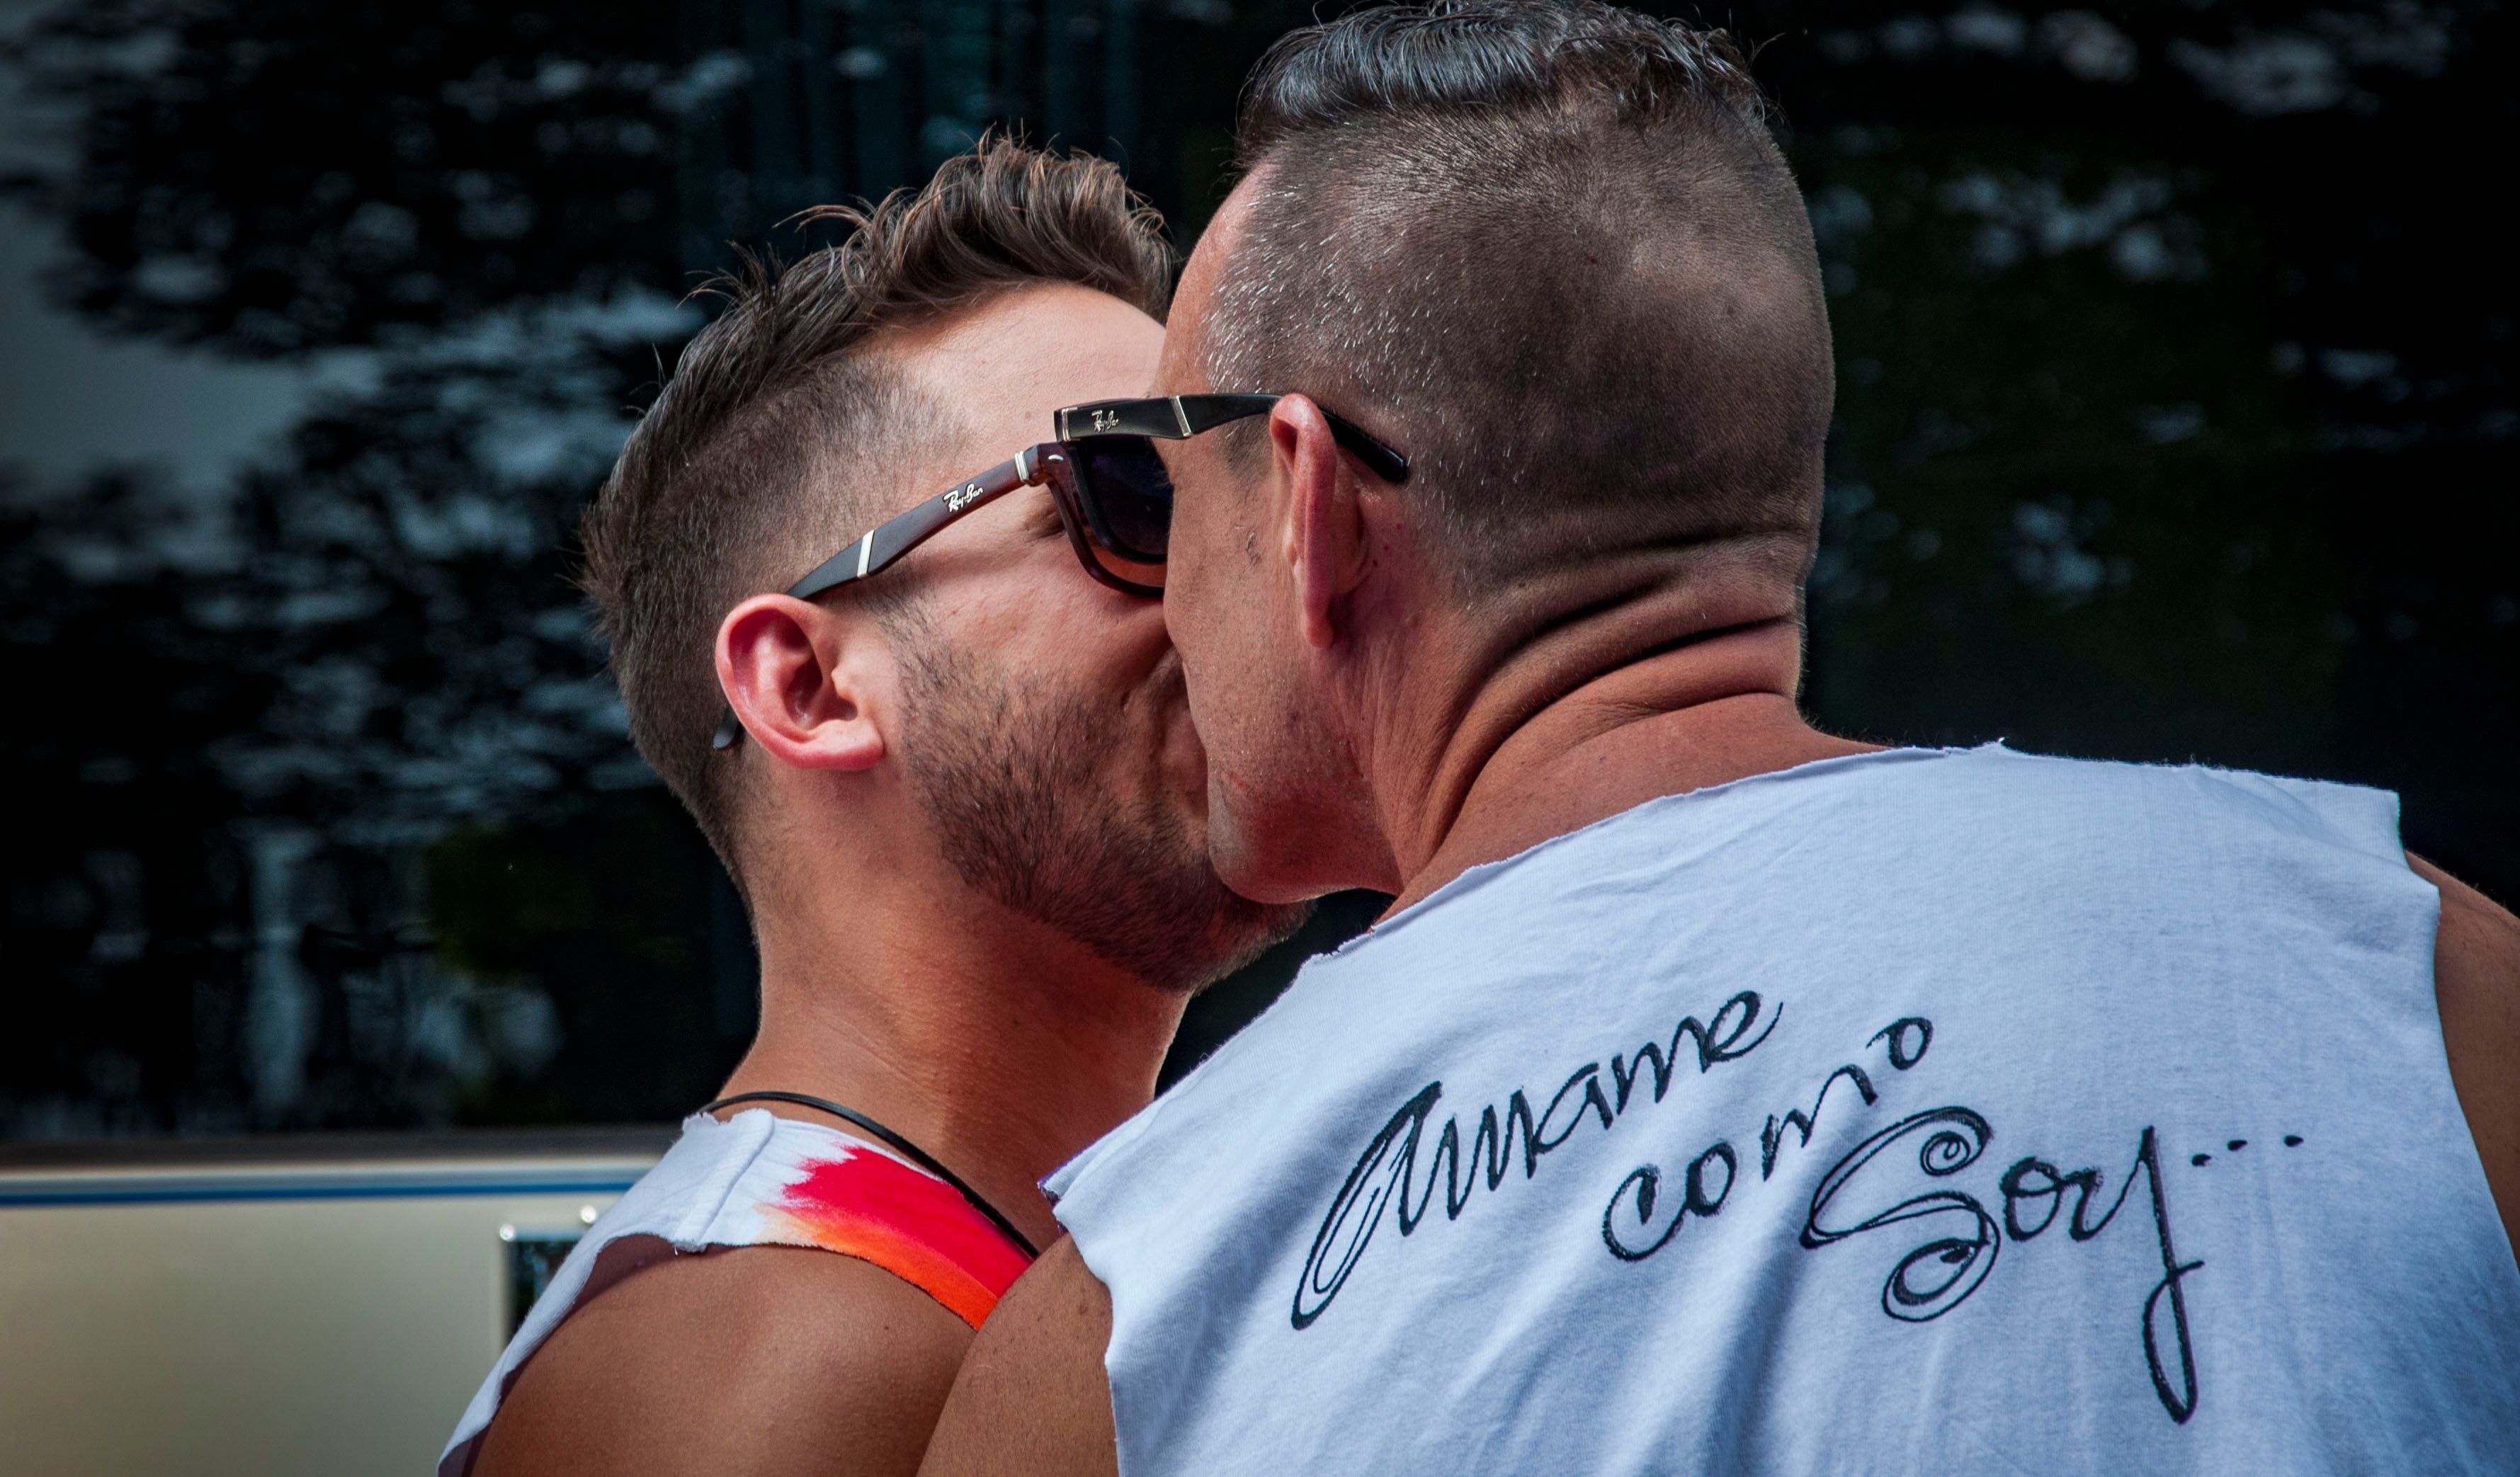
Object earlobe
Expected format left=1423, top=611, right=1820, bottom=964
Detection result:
left=716, top=595, right=887, bottom=772
left=1271, top=396, right=1368, bottom=651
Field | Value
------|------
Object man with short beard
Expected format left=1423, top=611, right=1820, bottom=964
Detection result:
left=438, top=139, right=1301, bottom=1477
left=920, top=4, right=2520, bottom=1473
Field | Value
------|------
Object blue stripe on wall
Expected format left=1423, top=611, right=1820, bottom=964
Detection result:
left=0, top=1173, right=645, bottom=1209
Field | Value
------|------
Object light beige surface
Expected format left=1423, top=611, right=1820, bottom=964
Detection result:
left=0, top=1158, right=649, bottom=1477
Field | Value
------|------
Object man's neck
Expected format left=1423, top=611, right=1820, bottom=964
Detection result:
left=720, top=877, right=1184, bottom=1250
left=1366, top=581, right=1877, bottom=917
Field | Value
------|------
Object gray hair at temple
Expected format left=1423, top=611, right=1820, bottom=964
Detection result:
left=1204, top=0, right=1834, bottom=595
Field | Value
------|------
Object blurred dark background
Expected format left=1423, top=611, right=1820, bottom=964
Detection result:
left=1, top=0, right=2509, bottom=1140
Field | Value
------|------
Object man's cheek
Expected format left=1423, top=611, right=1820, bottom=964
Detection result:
left=1169, top=543, right=1233, bottom=672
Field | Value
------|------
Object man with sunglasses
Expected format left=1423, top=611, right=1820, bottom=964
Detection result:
left=439, top=140, right=1302, bottom=1477
left=921, top=4, right=2520, bottom=1474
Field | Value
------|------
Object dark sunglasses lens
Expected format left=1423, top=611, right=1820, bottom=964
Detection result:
left=1069, top=437, right=1172, bottom=563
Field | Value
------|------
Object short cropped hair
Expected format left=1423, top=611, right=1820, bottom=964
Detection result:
left=579, top=139, right=1171, bottom=882
left=1209, top=0, right=1833, bottom=592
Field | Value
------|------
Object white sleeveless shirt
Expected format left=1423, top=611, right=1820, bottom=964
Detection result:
left=440, top=1108, right=1030, bottom=1476
left=1046, top=744, right=2520, bottom=1474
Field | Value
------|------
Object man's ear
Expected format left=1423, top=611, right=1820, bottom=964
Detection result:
left=1269, top=395, right=1371, bottom=651
left=715, top=595, right=887, bottom=772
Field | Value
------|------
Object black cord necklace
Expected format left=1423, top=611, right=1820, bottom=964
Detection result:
left=700, top=1089, right=1041, bottom=1259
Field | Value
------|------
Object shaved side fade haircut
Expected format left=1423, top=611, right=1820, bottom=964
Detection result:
left=1210, top=0, right=1833, bottom=593
left=580, top=138, right=1171, bottom=886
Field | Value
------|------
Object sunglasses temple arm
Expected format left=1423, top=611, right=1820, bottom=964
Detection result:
left=1320, top=411, right=1411, bottom=485
left=715, top=449, right=1056, bottom=749
left=783, top=452, right=1044, bottom=603
left=1191, top=396, right=1409, bottom=484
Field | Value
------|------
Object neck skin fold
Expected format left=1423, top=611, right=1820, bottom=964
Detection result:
left=715, top=819, right=1186, bottom=1252
left=1346, top=549, right=1878, bottom=917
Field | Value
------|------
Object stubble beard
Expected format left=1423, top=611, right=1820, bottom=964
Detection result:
left=897, top=632, right=1307, bottom=992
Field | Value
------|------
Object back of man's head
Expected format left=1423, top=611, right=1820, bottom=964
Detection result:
left=1208, top=0, right=1831, bottom=597
left=580, top=139, right=1170, bottom=889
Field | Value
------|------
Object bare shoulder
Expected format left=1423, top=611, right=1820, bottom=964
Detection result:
left=2410, top=853, right=2520, bottom=1260
left=473, top=1242, right=975, bottom=1477
left=917, top=1237, right=1118, bottom=1477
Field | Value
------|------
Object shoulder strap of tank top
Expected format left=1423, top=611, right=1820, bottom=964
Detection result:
left=701, top=1090, right=1040, bottom=1258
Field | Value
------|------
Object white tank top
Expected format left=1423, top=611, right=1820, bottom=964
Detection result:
left=1046, top=744, right=2520, bottom=1474
left=439, top=1108, right=1029, bottom=1476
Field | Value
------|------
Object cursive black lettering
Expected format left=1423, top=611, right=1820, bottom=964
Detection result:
left=2001, top=1157, right=2089, bottom=1241
left=1802, top=1106, right=2001, bottom=1322
left=1533, top=1064, right=1616, bottom=1156
left=1760, top=1064, right=1879, bottom=1180
left=2000, top=1130, right=2198, bottom=1422
left=1610, top=991, right=1780, bottom=1112
left=2132, top=1128, right=2202, bottom=1425
left=1294, top=1083, right=1442, bottom=1328
left=1870, top=1016, right=1933, bottom=1070
left=1407, top=1112, right=1482, bottom=1226
left=1488, top=1093, right=1543, bottom=1182
left=1296, top=990, right=1781, bottom=1329
left=1603, top=1140, right=1737, bottom=1261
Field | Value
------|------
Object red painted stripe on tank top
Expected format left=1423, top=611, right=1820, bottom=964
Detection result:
left=759, top=1147, right=1033, bottom=1327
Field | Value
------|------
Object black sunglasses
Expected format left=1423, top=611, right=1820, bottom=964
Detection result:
left=711, top=392, right=1406, bottom=751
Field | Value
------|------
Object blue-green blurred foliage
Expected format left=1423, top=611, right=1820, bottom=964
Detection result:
left=2, top=0, right=2510, bottom=1134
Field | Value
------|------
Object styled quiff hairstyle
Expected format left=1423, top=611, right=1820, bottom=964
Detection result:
left=580, top=138, right=1171, bottom=882
left=1211, top=0, right=1833, bottom=592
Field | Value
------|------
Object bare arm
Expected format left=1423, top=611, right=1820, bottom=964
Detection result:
left=474, top=1243, right=973, bottom=1477
left=916, top=1237, right=1120, bottom=1477
left=2412, top=854, right=2520, bottom=1264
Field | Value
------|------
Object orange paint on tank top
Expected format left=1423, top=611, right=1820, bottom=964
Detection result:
left=761, top=1148, right=1033, bottom=1327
